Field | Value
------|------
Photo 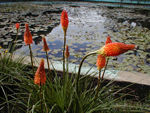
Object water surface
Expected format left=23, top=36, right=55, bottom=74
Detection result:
left=0, top=2, right=149, bottom=74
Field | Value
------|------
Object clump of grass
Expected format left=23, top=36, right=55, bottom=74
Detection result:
left=0, top=53, right=32, bottom=113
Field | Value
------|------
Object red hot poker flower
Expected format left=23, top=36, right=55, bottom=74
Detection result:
left=65, top=45, right=70, bottom=58
left=96, top=55, right=106, bottom=70
left=34, top=59, right=46, bottom=86
left=97, top=42, right=135, bottom=57
left=15, top=23, right=20, bottom=30
left=105, top=35, right=112, bottom=45
left=42, top=37, right=50, bottom=52
left=61, top=10, right=69, bottom=33
left=24, top=24, right=33, bottom=45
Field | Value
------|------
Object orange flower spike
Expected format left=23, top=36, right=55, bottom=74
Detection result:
left=97, top=42, right=135, bottom=56
left=15, top=23, right=20, bottom=30
left=65, top=45, right=70, bottom=58
left=96, top=55, right=106, bottom=70
left=24, top=24, right=33, bottom=45
left=61, top=10, right=69, bottom=33
left=42, top=37, right=50, bottom=52
left=105, top=35, right=112, bottom=45
left=34, top=59, right=46, bottom=86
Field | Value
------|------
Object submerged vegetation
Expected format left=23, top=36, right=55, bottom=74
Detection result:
left=0, top=6, right=150, bottom=113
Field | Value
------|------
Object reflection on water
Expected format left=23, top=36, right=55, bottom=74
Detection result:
left=13, top=2, right=150, bottom=74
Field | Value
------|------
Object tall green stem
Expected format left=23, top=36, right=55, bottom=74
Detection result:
left=63, top=32, right=66, bottom=79
left=43, top=92, right=48, bottom=113
left=94, top=57, right=109, bottom=100
left=40, top=85, right=43, bottom=113
left=66, top=58, right=69, bottom=75
left=46, top=51, right=51, bottom=81
left=28, top=44, right=34, bottom=74
left=101, top=57, right=109, bottom=80
left=76, top=51, right=97, bottom=94
left=11, top=29, right=19, bottom=57
left=94, top=70, right=101, bottom=100
left=46, top=51, right=50, bottom=71
left=13, top=29, right=19, bottom=51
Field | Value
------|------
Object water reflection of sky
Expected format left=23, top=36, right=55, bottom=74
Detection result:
left=15, top=5, right=134, bottom=68
left=15, top=4, right=150, bottom=74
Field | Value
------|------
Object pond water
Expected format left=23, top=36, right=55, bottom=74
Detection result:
left=0, top=2, right=150, bottom=74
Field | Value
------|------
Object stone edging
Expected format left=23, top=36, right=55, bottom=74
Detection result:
left=13, top=54, right=150, bottom=86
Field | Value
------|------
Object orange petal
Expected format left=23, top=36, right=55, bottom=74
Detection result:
left=24, top=24, right=33, bottom=45
left=96, top=55, right=106, bottom=70
left=34, top=59, right=46, bottom=86
left=42, top=37, right=50, bottom=52
left=97, top=42, right=135, bottom=56
left=61, top=10, right=69, bottom=33
left=104, top=42, right=135, bottom=56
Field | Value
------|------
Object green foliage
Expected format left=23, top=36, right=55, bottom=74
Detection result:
left=0, top=54, right=150, bottom=113
left=0, top=54, right=32, bottom=113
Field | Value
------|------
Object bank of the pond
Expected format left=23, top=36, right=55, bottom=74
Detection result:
left=13, top=54, right=150, bottom=99
left=13, top=54, right=150, bottom=86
